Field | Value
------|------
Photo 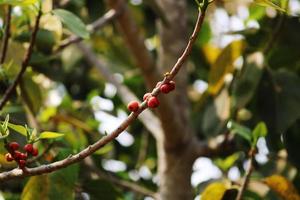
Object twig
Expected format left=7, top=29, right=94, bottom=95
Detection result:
left=0, top=4, right=209, bottom=181
left=0, top=5, right=12, bottom=64
left=84, top=157, right=157, bottom=198
left=0, top=9, right=42, bottom=111
left=236, top=148, right=256, bottom=200
left=55, top=8, right=121, bottom=52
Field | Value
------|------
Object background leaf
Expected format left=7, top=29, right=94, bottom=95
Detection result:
left=39, top=131, right=64, bottom=139
left=52, top=9, right=89, bottom=39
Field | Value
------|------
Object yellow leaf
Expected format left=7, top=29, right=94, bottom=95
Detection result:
left=21, top=175, right=50, bottom=200
left=202, top=44, right=221, bottom=65
left=208, top=40, right=246, bottom=95
left=253, top=0, right=286, bottom=12
left=201, top=182, right=227, bottom=200
left=264, top=175, right=300, bottom=200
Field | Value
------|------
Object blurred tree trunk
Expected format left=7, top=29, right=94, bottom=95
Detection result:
left=155, top=0, right=196, bottom=199
left=106, top=0, right=197, bottom=199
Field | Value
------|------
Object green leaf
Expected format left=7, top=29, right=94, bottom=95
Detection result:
left=39, top=131, right=64, bottom=139
left=7, top=123, right=27, bottom=136
left=252, top=122, right=268, bottom=145
left=0, top=0, right=38, bottom=6
left=52, top=9, right=89, bottom=39
left=231, top=52, right=264, bottom=110
left=227, top=121, right=252, bottom=143
left=253, top=0, right=286, bottom=12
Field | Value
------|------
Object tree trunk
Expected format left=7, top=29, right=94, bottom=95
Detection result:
left=156, top=0, right=196, bottom=199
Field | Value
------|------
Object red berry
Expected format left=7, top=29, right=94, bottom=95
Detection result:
left=5, top=153, right=14, bottom=162
left=143, top=93, right=151, bottom=101
left=127, top=101, right=139, bottom=112
left=160, top=84, right=170, bottom=94
left=20, top=153, right=27, bottom=160
left=32, top=148, right=38, bottom=156
left=14, top=151, right=22, bottom=160
left=147, top=96, right=160, bottom=108
left=9, top=142, right=19, bottom=150
left=168, top=81, right=175, bottom=91
left=24, top=144, right=33, bottom=153
left=18, top=160, right=26, bottom=168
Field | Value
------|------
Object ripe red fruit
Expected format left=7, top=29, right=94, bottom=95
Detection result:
left=32, top=148, right=39, bottom=156
left=147, top=96, right=159, bottom=108
left=143, top=93, right=151, bottom=101
left=14, top=151, right=22, bottom=160
left=18, top=160, right=26, bottom=168
left=19, top=153, right=27, bottom=160
left=160, top=84, right=170, bottom=94
left=9, top=142, right=19, bottom=150
left=5, top=153, right=14, bottom=162
left=24, top=144, right=33, bottom=153
left=168, top=81, right=176, bottom=91
left=127, top=101, right=139, bottom=112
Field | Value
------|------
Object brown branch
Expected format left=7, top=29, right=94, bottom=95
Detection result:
left=0, top=9, right=42, bottom=111
left=55, top=8, right=121, bottom=52
left=84, top=157, right=157, bottom=198
left=0, top=5, right=208, bottom=181
left=0, top=5, right=12, bottom=64
left=236, top=148, right=256, bottom=200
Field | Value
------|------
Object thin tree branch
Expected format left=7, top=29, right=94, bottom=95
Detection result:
left=0, top=9, right=42, bottom=111
left=55, top=8, right=121, bottom=52
left=0, top=5, right=12, bottom=64
left=0, top=4, right=209, bottom=181
left=84, top=157, right=157, bottom=198
left=236, top=148, right=256, bottom=200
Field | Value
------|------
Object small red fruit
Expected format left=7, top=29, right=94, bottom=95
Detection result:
left=143, top=93, right=151, bottom=101
left=18, top=160, right=26, bottom=168
left=19, top=153, right=27, bottom=160
left=24, top=144, right=33, bottom=153
left=14, top=151, right=22, bottom=160
left=147, top=96, right=159, bottom=108
left=32, top=148, right=39, bottom=156
left=5, top=153, right=14, bottom=162
left=127, top=101, right=139, bottom=112
left=160, top=84, right=170, bottom=94
left=168, top=81, right=176, bottom=91
left=9, top=142, right=19, bottom=151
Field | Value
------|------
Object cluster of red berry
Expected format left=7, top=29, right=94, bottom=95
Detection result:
left=127, top=81, right=176, bottom=112
left=5, top=142, right=38, bottom=169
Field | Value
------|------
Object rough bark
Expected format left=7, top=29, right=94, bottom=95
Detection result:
left=156, top=0, right=196, bottom=199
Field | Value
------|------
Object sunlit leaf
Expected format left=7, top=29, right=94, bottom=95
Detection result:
left=253, top=0, right=286, bottom=12
left=252, top=121, right=268, bottom=145
left=21, top=175, right=49, bottom=200
left=208, top=40, right=246, bottom=95
left=264, top=175, right=300, bottom=200
left=52, top=9, right=89, bottom=39
left=0, top=0, right=38, bottom=6
left=201, top=182, right=227, bottom=200
left=39, top=131, right=64, bottom=139
left=7, top=123, right=27, bottom=136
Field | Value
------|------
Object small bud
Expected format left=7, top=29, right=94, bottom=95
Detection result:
left=127, top=101, right=139, bottom=112
left=147, top=97, right=160, bottom=108
left=9, top=142, right=19, bottom=151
